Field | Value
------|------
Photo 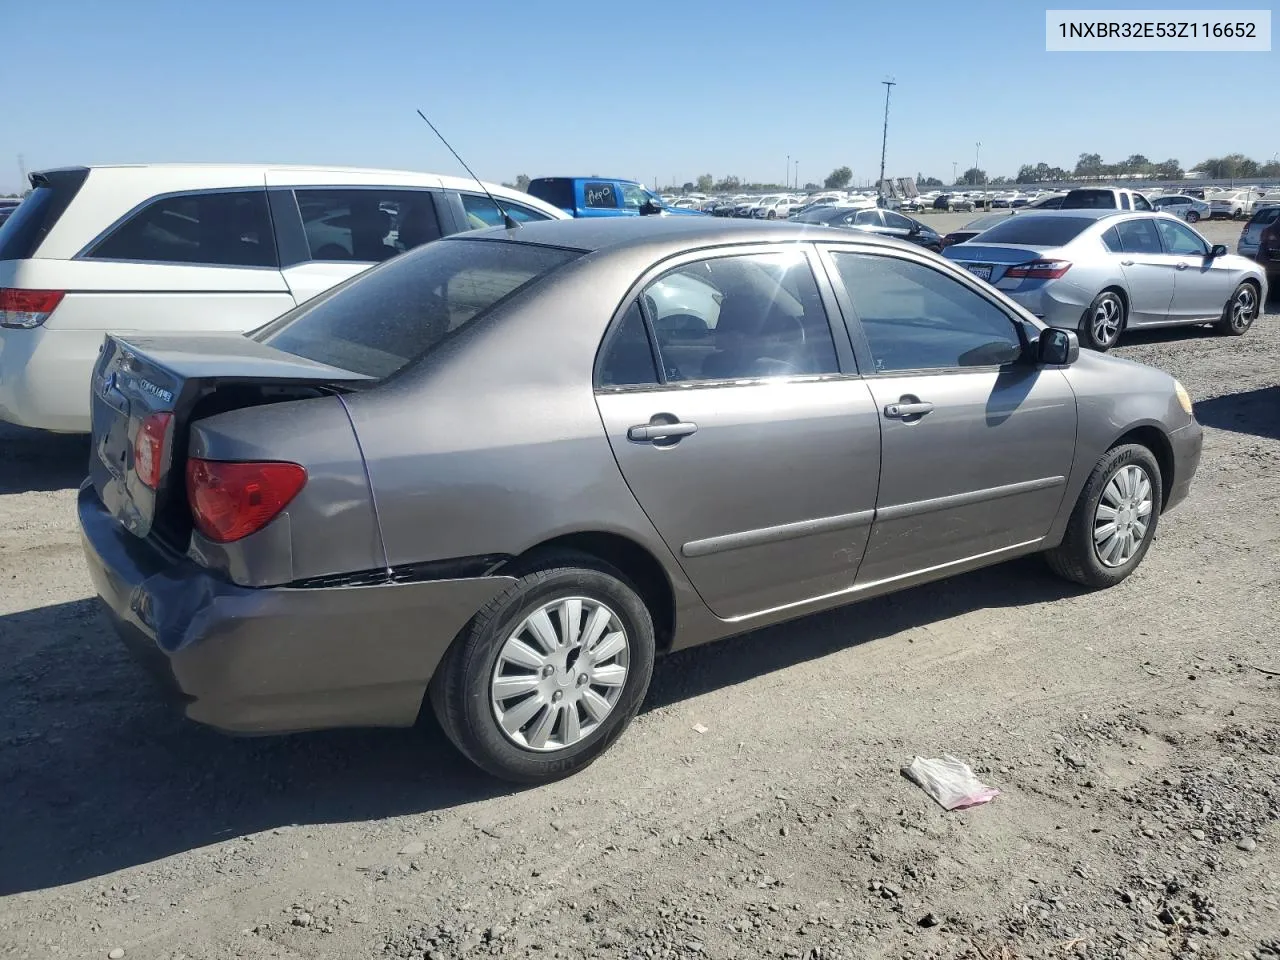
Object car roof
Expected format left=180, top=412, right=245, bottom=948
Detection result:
left=1000, top=209, right=1164, bottom=222
left=457, top=216, right=918, bottom=256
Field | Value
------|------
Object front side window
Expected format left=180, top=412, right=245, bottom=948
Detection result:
left=583, top=182, right=618, bottom=209
left=87, top=190, right=275, bottom=267
left=1156, top=218, right=1208, bottom=256
left=295, top=189, right=440, bottom=263
left=619, top=183, right=652, bottom=210
left=460, top=193, right=554, bottom=230
left=831, top=252, right=1023, bottom=372
left=1114, top=218, right=1163, bottom=254
left=883, top=211, right=913, bottom=230
left=254, top=238, right=580, bottom=380
left=853, top=209, right=881, bottom=226
left=1133, top=194, right=1153, bottom=211
left=639, top=251, right=840, bottom=382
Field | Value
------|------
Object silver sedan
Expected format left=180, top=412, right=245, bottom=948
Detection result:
left=943, top=210, right=1267, bottom=351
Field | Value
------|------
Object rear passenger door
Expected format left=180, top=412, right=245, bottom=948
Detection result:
left=76, top=188, right=294, bottom=334
left=594, top=246, right=882, bottom=621
left=270, top=187, right=445, bottom=305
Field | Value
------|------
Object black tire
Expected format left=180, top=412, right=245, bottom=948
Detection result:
left=1045, top=443, right=1162, bottom=589
left=1080, top=290, right=1126, bottom=351
left=1186, top=211, right=1200, bottom=223
left=429, top=551, right=656, bottom=784
left=1215, top=281, right=1259, bottom=336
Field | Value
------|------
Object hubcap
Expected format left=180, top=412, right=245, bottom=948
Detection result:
left=1232, top=288, right=1256, bottom=330
left=1091, top=298, right=1121, bottom=346
left=490, top=597, right=630, bottom=752
left=1094, top=464, right=1153, bottom=568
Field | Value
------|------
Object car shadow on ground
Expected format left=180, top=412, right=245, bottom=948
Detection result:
left=0, top=424, right=89, bottom=495
left=1192, top=385, right=1280, bottom=442
left=0, top=556, right=1081, bottom=895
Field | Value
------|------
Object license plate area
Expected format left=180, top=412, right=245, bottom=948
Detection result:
left=966, top=264, right=993, bottom=281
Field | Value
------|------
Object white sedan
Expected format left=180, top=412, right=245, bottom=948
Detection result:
left=1151, top=195, right=1211, bottom=224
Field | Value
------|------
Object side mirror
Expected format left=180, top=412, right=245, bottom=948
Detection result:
left=1037, top=328, right=1079, bottom=366
left=640, top=199, right=663, bottom=216
left=1209, top=244, right=1228, bottom=258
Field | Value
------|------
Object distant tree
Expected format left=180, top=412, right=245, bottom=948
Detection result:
left=803, top=181, right=820, bottom=191
left=714, top=175, right=742, bottom=192
left=990, top=175, right=1011, bottom=185
left=681, top=181, right=695, bottom=193
left=918, top=176, right=944, bottom=188
left=1123, top=154, right=1150, bottom=175
left=824, top=166, right=853, bottom=189
left=1261, top=161, right=1280, bottom=178
left=960, top=167, right=986, bottom=186
left=1192, top=154, right=1260, bottom=179
left=1015, top=164, right=1037, bottom=184
left=1074, top=152, right=1104, bottom=177
left=1153, top=158, right=1184, bottom=180
left=514, top=174, right=530, bottom=192
left=695, top=173, right=714, bottom=193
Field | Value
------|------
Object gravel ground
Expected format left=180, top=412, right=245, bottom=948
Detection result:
left=1, top=217, right=1277, bottom=960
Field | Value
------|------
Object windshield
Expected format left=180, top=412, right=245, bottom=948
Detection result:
left=254, top=238, right=581, bottom=379
left=968, top=216, right=1094, bottom=246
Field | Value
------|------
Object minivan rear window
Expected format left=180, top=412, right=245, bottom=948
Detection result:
left=0, top=168, right=89, bottom=260
left=254, top=238, right=581, bottom=380
left=968, top=216, right=1094, bottom=246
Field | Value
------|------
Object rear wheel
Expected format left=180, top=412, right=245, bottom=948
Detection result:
left=430, top=552, right=656, bottom=783
left=1045, top=444, right=1162, bottom=588
left=1186, top=211, right=1200, bottom=223
left=1216, top=281, right=1259, bottom=336
left=1081, top=290, right=1126, bottom=351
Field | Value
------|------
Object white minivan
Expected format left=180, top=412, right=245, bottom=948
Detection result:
left=0, top=164, right=567, bottom=432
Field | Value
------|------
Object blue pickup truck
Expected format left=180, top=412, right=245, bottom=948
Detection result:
left=527, top=177, right=706, bottom=218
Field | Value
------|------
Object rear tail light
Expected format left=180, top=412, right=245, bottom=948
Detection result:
left=0, top=288, right=65, bottom=329
left=133, top=412, right=173, bottom=489
left=1005, top=260, right=1072, bottom=280
left=186, top=459, right=307, bottom=543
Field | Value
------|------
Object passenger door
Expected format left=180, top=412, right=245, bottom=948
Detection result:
left=272, top=187, right=445, bottom=305
left=594, top=247, right=882, bottom=621
left=1106, top=218, right=1178, bottom=325
left=821, top=245, right=1078, bottom=586
left=1155, top=217, right=1234, bottom=320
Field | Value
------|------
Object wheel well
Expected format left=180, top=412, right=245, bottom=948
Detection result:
left=513, top=532, right=677, bottom=652
left=1101, top=285, right=1129, bottom=321
left=1241, top=277, right=1262, bottom=313
left=1113, top=426, right=1174, bottom=511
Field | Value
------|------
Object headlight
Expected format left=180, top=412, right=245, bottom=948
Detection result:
left=1174, top=380, right=1193, bottom=417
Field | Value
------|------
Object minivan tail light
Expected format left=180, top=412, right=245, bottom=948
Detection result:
left=186, top=459, right=307, bottom=543
left=1005, top=260, right=1072, bottom=280
left=133, top=412, right=173, bottom=489
left=0, top=288, right=65, bottom=328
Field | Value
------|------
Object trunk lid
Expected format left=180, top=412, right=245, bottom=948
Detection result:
left=89, top=333, right=370, bottom=543
left=943, top=244, right=1058, bottom=284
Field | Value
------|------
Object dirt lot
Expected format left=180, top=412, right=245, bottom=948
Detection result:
left=2, top=217, right=1277, bottom=960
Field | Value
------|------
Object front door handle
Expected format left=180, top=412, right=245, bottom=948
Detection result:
left=1176, top=261, right=1189, bottom=270
left=1120, top=259, right=1135, bottom=266
left=883, top=401, right=935, bottom=419
left=627, top=420, right=698, bottom=443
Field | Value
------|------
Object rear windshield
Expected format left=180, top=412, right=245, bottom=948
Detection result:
left=1060, top=190, right=1118, bottom=209
left=253, top=238, right=581, bottom=380
left=968, top=216, right=1094, bottom=246
left=0, top=168, right=89, bottom=260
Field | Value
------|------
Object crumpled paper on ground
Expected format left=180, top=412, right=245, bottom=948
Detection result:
left=901, top=755, right=1000, bottom=810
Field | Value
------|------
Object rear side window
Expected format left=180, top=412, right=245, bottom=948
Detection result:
left=968, top=216, right=1093, bottom=246
left=254, top=239, right=581, bottom=380
left=295, top=189, right=441, bottom=263
left=0, top=168, right=89, bottom=260
left=1252, top=207, right=1280, bottom=226
left=1115, top=219, right=1162, bottom=254
left=1102, top=227, right=1123, bottom=253
left=460, top=193, right=554, bottom=229
left=526, top=179, right=574, bottom=210
left=87, top=190, right=276, bottom=267
left=583, top=182, right=618, bottom=209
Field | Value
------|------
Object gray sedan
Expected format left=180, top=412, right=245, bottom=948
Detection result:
left=943, top=210, right=1267, bottom=350
left=79, top=218, right=1203, bottom=783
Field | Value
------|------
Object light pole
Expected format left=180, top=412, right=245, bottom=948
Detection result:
left=794, top=160, right=799, bottom=190
left=786, top=154, right=790, bottom=190
left=878, top=78, right=896, bottom=198
left=974, top=141, right=982, bottom=206
left=952, top=160, right=957, bottom=184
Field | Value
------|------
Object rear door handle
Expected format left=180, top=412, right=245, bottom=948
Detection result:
left=1120, top=259, right=1134, bottom=266
left=627, top=421, right=698, bottom=443
left=883, top=401, right=934, bottom=419
left=1176, top=262, right=1189, bottom=270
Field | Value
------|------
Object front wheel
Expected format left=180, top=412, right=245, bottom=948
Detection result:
left=1045, top=444, right=1162, bottom=588
left=430, top=553, right=656, bottom=783
left=1186, top=211, right=1200, bottom=223
left=1081, top=290, right=1126, bottom=351
left=1216, top=281, right=1259, bottom=336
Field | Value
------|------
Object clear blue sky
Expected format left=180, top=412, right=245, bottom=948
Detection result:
left=2, top=0, right=1275, bottom=193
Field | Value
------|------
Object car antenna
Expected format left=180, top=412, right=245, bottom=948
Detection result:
left=415, top=108, right=519, bottom=230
